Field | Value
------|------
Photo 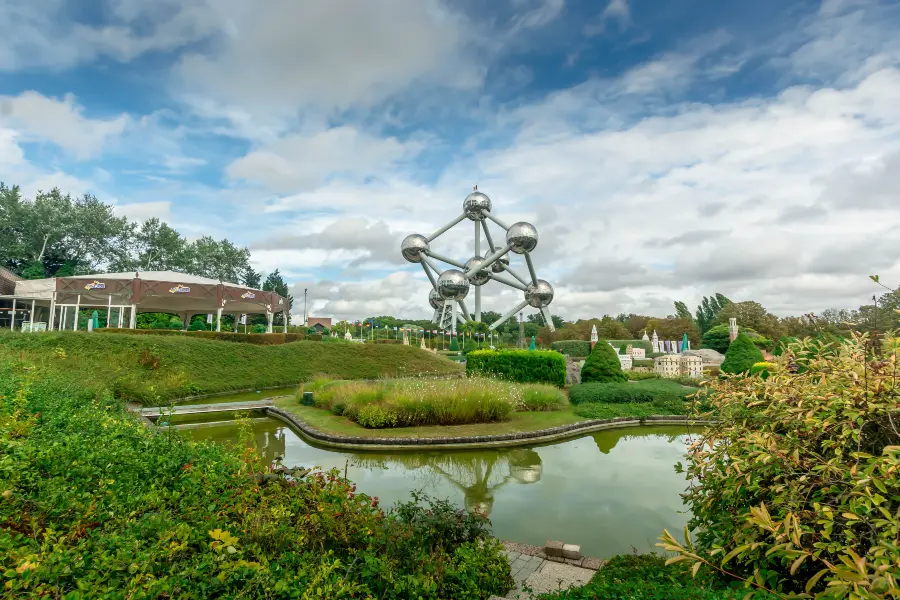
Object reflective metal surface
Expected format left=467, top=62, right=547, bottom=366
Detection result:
left=525, top=279, right=554, bottom=308
left=428, top=288, right=443, bottom=310
left=506, top=222, right=538, bottom=254
left=464, top=256, right=490, bottom=286
left=401, top=234, right=429, bottom=263
left=463, top=191, right=492, bottom=221
left=491, top=252, right=510, bottom=273
left=437, top=269, right=470, bottom=300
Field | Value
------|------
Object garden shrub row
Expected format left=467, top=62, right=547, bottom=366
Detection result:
left=608, top=338, right=653, bottom=353
left=466, top=350, right=566, bottom=387
left=632, top=358, right=654, bottom=368
left=568, top=379, right=697, bottom=405
left=97, top=328, right=308, bottom=345
left=0, top=360, right=514, bottom=599
left=550, top=340, right=591, bottom=356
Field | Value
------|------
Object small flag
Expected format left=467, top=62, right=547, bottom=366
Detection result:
left=206, top=313, right=213, bottom=324
left=240, top=314, right=246, bottom=324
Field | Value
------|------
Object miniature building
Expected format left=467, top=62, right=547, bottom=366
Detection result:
left=680, top=354, right=703, bottom=378
left=631, top=348, right=645, bottom=359
left=617, top=353, right=633, bottom=371
left=654, top=354, right=703, bottom=379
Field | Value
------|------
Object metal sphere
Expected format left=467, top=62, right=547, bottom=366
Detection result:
left=506, top=222, right=538, bottom=254
left=428, top=288, right=443, bottom=310
left=463, top=191, right=492, bottom=221
left=437, top=269, right=470, bottom=300
left=525, top=279, right=554, bottom=308
left=464, top=256, right=490, bottom=286
left=401, top=234, right=429, bottom=263
left=490, top=252, right=510, bottom=274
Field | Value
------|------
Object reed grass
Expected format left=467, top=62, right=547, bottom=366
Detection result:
left=298, top=376, right=565, bottom=428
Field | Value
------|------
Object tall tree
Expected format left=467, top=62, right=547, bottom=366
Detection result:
left=242, top=266, right=262, bottom=289
left=714, top=300, right=780, bottom=340
left=186, top=236, right=251, bottom=283
left=695, top=293, right=732, bottom=334
left=673, top=301, right=693, bottom=322
left=263, top=269, right=293, bottom=326
left=130, top=218, right=187, bottom=271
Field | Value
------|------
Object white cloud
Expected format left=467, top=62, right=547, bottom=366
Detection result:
left=114, top=201, right=172, bottom=223
left=227, top=127, right=422, bottom=192
left=0, top=92, right=128, bottom=159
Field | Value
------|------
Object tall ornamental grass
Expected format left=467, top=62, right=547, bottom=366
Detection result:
left=299, top=377, right=565, bottom=428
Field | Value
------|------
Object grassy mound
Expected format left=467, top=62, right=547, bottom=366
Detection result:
left=300, top=377, right=565, bottom=428
left=0, top=331, right=461, bottom=405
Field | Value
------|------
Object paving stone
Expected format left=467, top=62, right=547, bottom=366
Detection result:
left=523, top=561, right=594, bottom=596
left=544, top=540, right=564, bottom=557
left=562, top=543, right=581, bottom=559
left=582, top=556, right=604, bottom=570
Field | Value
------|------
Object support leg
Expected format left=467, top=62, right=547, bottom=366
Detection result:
left=474, top=220, right=481, bottom=322
left=489, top=299, right=530, bottom=331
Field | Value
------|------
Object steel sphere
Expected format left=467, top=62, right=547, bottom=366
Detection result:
left=490, top=252, right=510, bottom=273
left=525, top=279, right=554, bottom=308
left=437, top=269, right=470, bottom=300
left=428, top=288, right=443, bottom=310
left=463, top=191, right=492, bottom=221
left=464, top=256, right=490, bottom=286
left=401, top=234, right=429, bottom=263
left=506, top=222, right=538, bottom=254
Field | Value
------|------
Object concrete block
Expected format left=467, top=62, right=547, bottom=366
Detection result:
left=544, top=540, right=564, bottom=557
left=562, top=543, right=581, bottom=559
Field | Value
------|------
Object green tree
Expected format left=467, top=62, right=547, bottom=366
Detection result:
left=693, top=293, right=731, bottom=334
left=580, top=341, right=627, bottom=383
left=186, top=236, right=251, bottom=284
left=673, top=301, right=693, bottom=322
left=125, top=217, right=187, bottom=272
left=720, top=333, right=764, bottom=374
left=242, top=266, right=262, bottom=289
left=714, top=301, right=781, bottom=340
left=263, top=269, right=293, bottom=326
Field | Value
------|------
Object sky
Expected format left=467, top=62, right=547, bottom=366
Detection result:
left=1, top=0, right=899, bottom=322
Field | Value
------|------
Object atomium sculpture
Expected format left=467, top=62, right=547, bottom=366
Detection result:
left=400, top=188, right=556, bottom=334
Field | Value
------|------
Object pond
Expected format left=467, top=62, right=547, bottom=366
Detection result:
left=176, top=416, right=696, bottom=558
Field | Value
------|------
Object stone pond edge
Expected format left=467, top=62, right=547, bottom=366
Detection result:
left=264, top=406, right=715, bottom=451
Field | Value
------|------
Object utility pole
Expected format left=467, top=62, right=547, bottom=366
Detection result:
left=304, top=288, right=308, bottom=326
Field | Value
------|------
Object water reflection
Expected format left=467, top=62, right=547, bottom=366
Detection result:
left=176, top=418, right=694, bottom=557
left=351, top=449, right=542, bottom=516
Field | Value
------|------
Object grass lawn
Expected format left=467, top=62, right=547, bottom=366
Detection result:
left=0, top=331, right=462, bottom=404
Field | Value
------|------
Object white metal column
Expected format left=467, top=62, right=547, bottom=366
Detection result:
left=73, top=295, right=81, bottom=331
left=49, top=292, right=57, bottom=331
left=215, top=307, right=223, bottom=332
left=129, top=304, right=137, bottom=329
left=9, top=298, right=15, bottom=330
left=474, top=220, right=481, bottom=323
left=29, top=300, right=35, bottom=330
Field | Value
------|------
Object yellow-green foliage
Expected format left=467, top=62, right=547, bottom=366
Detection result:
left=0, top=331, right=461, bottom=405
left=301, top=377, right=565, bottom=428
left=659, top=335, right=900, bottom=599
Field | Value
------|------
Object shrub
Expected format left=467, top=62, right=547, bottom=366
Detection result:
left=626, top=371, right=659, bottom=381
left=448, top=336, right=460, bottom=351
left=749, top=361, right=773, bottom=379
left=0, top=363, right=510, bottom=599
left=188, top=319, right=208, bottom=331
left=773, top=335, right=798, bottom=356
left=520, top=385, right=567, bottom=411
left=535, top=553, right=758, bottom=599
left=466, top=350, right=566, bottom=387
left=720, top=333, right=764, bottom=374
left=569, top=379, right=696, bottom=405
left=608, top=339, right=653, bottom=353
left=357, top=404, right=399, bottom=428
left=632, top=358, right=654, bottom=368
left=374, top=339, right=402, bottom=344
left=580, top=341, right=626, bottom=383
left=660, top=334, right=900, bottom=599
left=550, top=340, right=591, bottom=356
left=251, top=324, right=267, bottom=333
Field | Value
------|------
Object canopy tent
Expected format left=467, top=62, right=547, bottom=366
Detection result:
left=4, top=270, right=290, bottom=332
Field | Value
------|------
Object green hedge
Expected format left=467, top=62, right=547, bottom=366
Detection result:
left=373, top=339, right=402, bottom=344
left=96, top=329, right=307, bottom=345
left=466, top=350, right=566, bottom=387
left=550, top=340, right=591, bottom=356
left=569, top=380, right=696, bottom=405
left=632, top=358, right=654, bottom=368
left=721, top=333, right=764, bottom=374
left=580, top=341, right=626, bottom=384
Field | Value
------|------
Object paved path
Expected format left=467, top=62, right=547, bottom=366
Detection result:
left=137, top=399, right=274, bottom=419
left=494, top=546, right=599, bottom=599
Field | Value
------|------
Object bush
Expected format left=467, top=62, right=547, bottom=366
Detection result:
left=96, top=329, right=307, bottom=345
left=632, top=358, right=654, bottom=368
left=448, top=336, right=460, bottom=351
left=580, top=341, right=626, bottom=383
left=720, top=333, right=764, bottom=374
left=773, top=335, right=797, bottom=356
left=550, top=340, right=591, bottom=356
left=660, top=334, right=900, bottom=599
left=626, top=371, right=659, bottom=381
left=569, top=379, right=696, bottom=405
left=535, top=553, right=759, bottom=599
left=374, top=339, right=402, bottom=344
left=749, top=361, right=773, bottom=379
left=466, top=350, right=566, bottom=387
left=608, top=339, right=653, bottom=353
left=0, top=363, right=511, bottom=599
left=251, top=324, right=267, bottom=333
left=188, top=319, right=208, bottom=331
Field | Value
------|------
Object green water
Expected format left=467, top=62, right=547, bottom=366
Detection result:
left=177, top=417, right=696, bottom=558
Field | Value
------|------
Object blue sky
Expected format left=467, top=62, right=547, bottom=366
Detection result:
left=1, top=0, right=899, bottom=320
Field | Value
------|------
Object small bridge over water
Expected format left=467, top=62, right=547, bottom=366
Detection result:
left=137, top=399, right=276, bottom=420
